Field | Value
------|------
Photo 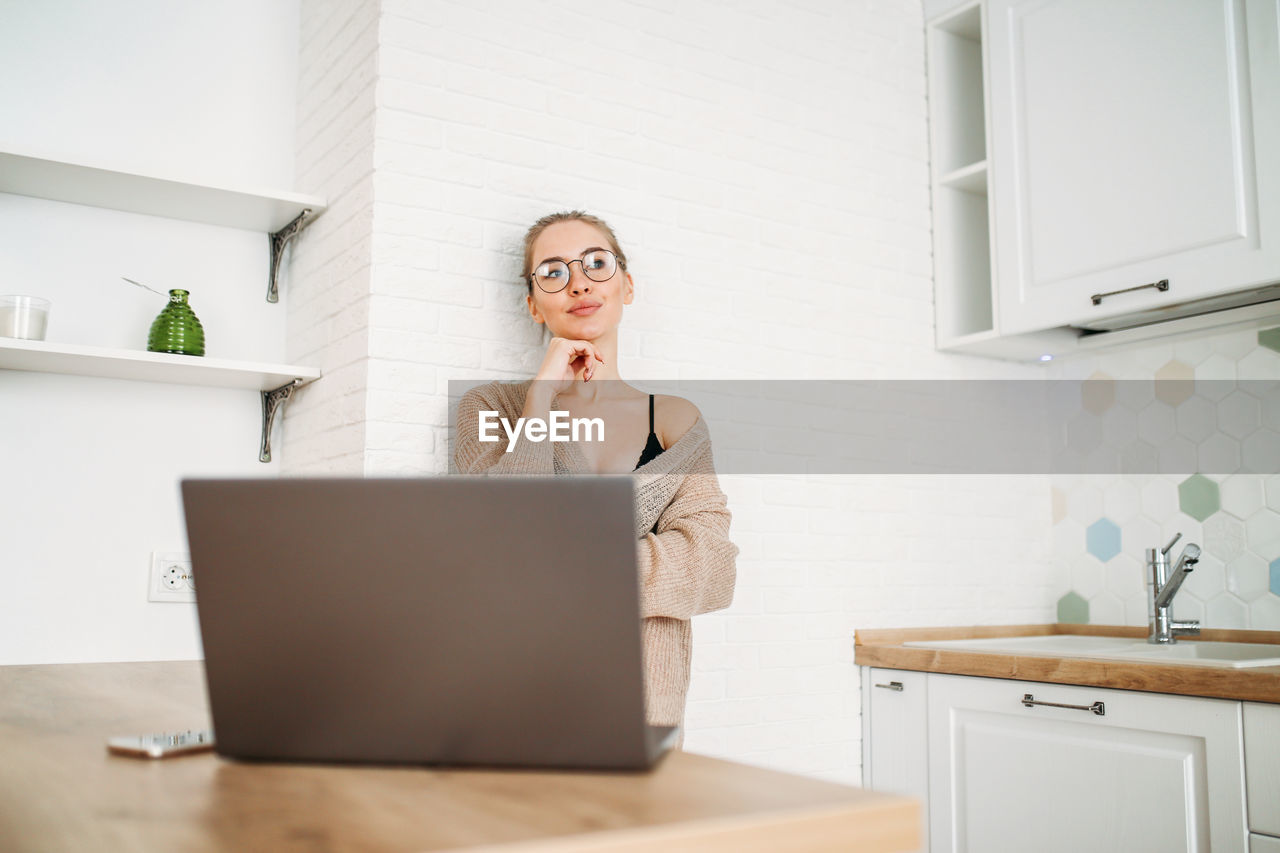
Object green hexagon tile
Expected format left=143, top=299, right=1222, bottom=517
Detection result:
left=1056, top=591, right=1090, bottom=624
left=1178, top=474, right=1221, bottom=522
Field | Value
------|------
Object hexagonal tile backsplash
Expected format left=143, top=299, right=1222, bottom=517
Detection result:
left=1051, top=325, right=1280, bottom=629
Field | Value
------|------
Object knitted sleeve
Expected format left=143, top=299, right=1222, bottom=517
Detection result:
left=635, top=441, right=738, bottom=620
left=453, top=384, right=555, bottom=475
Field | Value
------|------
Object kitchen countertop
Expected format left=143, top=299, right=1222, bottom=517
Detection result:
left=0, top=661, right=918, bottom=852
left=855, top=623, right=1280, bottom=704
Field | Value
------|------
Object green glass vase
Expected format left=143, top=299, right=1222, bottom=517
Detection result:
left=147, top=289, right=205, bottom=356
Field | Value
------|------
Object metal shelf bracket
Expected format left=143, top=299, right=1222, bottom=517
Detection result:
left=267, top=209, right=313, bottom=303
left=259, top=379, right=303, bottom=463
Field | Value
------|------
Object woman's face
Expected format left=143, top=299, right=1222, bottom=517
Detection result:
left=526, top=220, right=633, bottom=341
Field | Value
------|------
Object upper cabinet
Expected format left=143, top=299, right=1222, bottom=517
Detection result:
left=928, top=0, right=1280, bottom=359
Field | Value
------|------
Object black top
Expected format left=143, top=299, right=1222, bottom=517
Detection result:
left=634, top=394, right=664, bottom=470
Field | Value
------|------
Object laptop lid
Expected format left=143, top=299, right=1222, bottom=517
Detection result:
left=181, top=476, right=662, bottom=770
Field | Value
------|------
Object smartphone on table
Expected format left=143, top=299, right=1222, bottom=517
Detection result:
left=106, top=729, right=215, bottom=759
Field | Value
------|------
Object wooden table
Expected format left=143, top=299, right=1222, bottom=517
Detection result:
left=0, top=661, right=917, bottom=852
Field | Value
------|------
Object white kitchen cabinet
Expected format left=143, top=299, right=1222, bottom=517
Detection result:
left=1245, top=702, right=1280, bottom=836
left=987, top=0, right=1280, bottom=336
left=926, top=673, right=1248, bottom=852
left=861, top=668, right=930, bottom=852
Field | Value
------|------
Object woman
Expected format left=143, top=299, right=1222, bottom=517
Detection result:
left=453, top=210, right=738, bottom=745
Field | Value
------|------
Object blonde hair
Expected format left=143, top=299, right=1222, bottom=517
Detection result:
left=521, top=210, right=628, bottom=294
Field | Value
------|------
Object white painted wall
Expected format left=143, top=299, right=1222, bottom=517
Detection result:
left=0, top=0, right=301, bottom=664
left=0, top=0, right=299, bottom=188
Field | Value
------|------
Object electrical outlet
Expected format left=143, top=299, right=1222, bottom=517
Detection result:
left=149, top=552, right=195, bottom=603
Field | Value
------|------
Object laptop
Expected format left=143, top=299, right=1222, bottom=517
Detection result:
left=180, top=476, right=679, bottom=771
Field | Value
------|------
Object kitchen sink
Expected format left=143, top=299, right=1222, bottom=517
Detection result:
left=901, top=634, right=1280, bottom=668
left=1115, top=641, right=1280, bottom=664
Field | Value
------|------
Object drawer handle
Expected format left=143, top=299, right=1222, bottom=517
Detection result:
left=875, top=681, right=904, bottom=692
left=1022, top=693, right=1105, bottom=715
left=1090, top=278, right=1168, bottom=306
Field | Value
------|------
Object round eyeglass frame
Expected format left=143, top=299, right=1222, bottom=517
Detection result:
left=528, top=249, right=623, bottom=293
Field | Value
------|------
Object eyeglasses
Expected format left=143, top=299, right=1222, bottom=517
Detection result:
left=529, top=249, right=622, bottom=293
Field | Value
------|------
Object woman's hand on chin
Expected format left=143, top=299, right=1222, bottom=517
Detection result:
left=534, top=337, right=606, bottom=396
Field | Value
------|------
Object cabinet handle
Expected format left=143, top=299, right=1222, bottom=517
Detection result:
left=875, top=681, right=904, bottom=691
left=1090, top=278, right=1168, bottom=306
left=1022, top=693, right=1105, bottom=716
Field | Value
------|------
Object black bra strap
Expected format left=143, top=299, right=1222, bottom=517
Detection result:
left=649, top=394, right=655, bottom=432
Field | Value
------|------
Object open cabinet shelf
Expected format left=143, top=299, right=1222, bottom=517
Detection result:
left=940, top=160, right=987, bottom=194
left=928, top=2, right=998, bottom=350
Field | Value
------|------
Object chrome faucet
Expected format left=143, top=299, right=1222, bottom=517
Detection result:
left=1146, top=533, right=1201, bottom=644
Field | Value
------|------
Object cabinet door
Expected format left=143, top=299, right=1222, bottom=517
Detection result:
left=1244, top=702, right=1280, bottom=836
left=1253, top=834, right=1280, bottom=853
left=927, top=673, right=1247, bottom=852
left=988, top=0, right=1280, bottom=334
left=864, top=668, right=929, bottom=851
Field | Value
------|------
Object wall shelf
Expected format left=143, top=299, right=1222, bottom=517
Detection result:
left=0, top=337, right=319, bottom=391
left=0, top=147, right=330, bottom=458
left=0, top=150, right=324, bottom=304
left=1, top=337, right=320, bottom=462
left=0, top=148, right=326, bottom=460
left=0, top=150, right=325, bottom=233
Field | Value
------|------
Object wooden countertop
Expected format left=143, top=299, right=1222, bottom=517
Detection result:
left=0, top=661, right=917, bottom=852
left=855, top=623, right=1280, bottom=704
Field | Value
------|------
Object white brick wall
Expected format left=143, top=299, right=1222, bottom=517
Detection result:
left=289, top=0, right=1058, bottom=784
left=286, top=0, right=383, bottom=473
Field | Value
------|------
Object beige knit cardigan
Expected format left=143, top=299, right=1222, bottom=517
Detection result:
left=453, top=380, right=738, bottom=743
